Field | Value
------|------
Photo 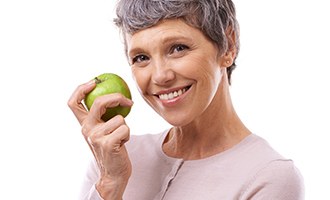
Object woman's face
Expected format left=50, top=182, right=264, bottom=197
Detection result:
left=126, top=19, right=227, bottom=126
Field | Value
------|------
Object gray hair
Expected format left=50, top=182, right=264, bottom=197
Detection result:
left=114, top=0, right=240, bottom=84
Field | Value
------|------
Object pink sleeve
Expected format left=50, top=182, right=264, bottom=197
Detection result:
left=240, top=160, right=305, bottom=200
left=78, top=158, right=104, bottom=200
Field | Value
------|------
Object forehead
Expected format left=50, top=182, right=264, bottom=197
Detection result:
left=125, top=19, right=204, bottom=52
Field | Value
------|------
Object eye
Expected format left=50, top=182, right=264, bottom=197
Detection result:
left=131, top=54, right=149, bottom=64
left=170, top=44, right=189, bottom=54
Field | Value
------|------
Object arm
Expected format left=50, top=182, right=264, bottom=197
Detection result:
left=240, top=160, right=305, bottom=200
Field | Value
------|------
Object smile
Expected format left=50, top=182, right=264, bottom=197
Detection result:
left=157, top=86, right=191, bottom=100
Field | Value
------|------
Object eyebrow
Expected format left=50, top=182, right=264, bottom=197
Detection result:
left=127, top=34, right=193, bottom=58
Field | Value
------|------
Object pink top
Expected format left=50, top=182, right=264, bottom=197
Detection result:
left=80, top=130, right=304, bottom=200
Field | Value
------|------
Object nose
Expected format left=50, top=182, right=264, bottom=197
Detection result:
left=151, top=59, right=175, bottom=86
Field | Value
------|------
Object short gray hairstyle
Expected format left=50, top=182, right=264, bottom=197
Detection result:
left=114, top=0, right=240, bottom=84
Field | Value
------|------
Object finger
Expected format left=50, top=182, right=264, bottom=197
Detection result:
left=88, top=93, right=133, bottom=123
left=103, top=115, right=127, bottom=135
left=67, top=80, right=96, bottom=125
left=87, top=123, right=130, bottom=154
left=103, top=124, right=130, bottom=152
left=83, top=115, right=126, bottom=140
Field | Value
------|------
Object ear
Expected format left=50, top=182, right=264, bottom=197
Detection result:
left=219, top=27, right=237, bottom=68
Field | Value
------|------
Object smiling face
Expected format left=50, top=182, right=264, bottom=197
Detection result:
left=126, top=19, right=230, bottom=126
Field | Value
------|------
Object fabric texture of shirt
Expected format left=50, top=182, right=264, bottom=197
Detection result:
left=79, top=130, right=304, bottom=200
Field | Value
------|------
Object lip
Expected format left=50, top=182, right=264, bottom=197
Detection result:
left=153, top=85, right=192, bottom=107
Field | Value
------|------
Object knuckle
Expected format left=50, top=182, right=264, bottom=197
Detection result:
left=86, top=135, right=95, bottom=147
left=67, top=99, right=72, bottom=108
left=117, top=124, right=130, bottom=139
left=87, top=132, right=99, bottom=147
left=67, top=84, right=86, bottom=108
left=122, top=125, right=130, bottom=142
left=67, top=98, right=76, bottom=109
left=81, top=123, right=93, bottom=138
left=121, top=124, right=130, bottom=133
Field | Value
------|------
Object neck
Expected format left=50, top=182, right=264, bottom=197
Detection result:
left=163, top=74, right=251, bottom=160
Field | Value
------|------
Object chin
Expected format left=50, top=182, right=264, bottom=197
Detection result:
left=162, top=114, right=193, bottom=127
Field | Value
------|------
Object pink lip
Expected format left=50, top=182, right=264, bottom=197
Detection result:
left=154, top=85, right=192, bottom=107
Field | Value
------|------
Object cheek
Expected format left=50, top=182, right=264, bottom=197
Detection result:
left=131, top=67, right=149, bottom=94
left=171, top=56, right=201, bottom=77
left=182, top=55, right=220, bottom=81
left=188, top=56, right=222, bottom=98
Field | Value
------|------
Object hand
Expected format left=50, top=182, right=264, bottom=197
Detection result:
left=67, top=80, right=134, bottom=199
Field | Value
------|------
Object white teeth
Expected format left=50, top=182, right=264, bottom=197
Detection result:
left=159, top=88, right=187, bottom=100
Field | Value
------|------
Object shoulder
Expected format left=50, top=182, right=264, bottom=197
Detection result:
left=235, top=134, right=305, bottom=199
left=246, top=134, right=284, bottom=160
left=239, top=156, right=305, bottom=199
left=226, top=134, right=285, bottom=170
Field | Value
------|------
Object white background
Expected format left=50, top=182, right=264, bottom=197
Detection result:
left=0, top=0, right=329, bottom=199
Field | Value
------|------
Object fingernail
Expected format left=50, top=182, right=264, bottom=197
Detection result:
left=127, top=99, right=134, bottom=106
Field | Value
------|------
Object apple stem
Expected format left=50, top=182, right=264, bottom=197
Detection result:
left=94, top=77, right=102, bottom=84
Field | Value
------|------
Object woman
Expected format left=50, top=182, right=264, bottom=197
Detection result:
left=68, top=0, right=304, bottom=199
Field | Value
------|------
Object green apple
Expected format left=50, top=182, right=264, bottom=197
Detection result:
left=84, top=73, right=132, bottom=121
